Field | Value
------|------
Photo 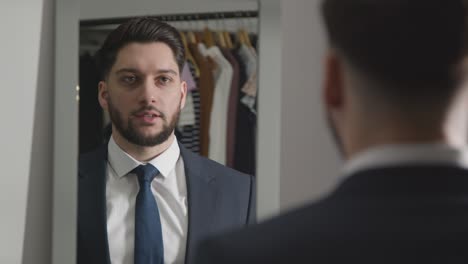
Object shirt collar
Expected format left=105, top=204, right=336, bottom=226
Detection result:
left=342, top=143, right=468, bottom=177
left=108, top=136, right=180, bottom=179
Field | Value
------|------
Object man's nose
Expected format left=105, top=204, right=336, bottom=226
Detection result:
left=140, top=79, right=157, bottom=104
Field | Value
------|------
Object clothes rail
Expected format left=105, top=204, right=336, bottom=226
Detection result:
left=80, top=10, right=258, bottom=27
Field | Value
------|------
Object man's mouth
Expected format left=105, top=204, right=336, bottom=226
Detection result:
left=134, top=110, right=161, bottom=117
left=138, top=113, right=158, bottom=118
left=134, top=111, right=162, bottom=123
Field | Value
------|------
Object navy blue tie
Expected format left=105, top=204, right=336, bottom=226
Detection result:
left=133, top=164, right=164, bottom=264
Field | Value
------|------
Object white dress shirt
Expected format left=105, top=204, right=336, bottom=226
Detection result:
left=106, top=136, right=188, bottom=264
left=342, top=143, right=468, bottom=179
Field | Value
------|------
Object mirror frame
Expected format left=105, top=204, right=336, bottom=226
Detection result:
left=52, top=1, right=281, bottom=263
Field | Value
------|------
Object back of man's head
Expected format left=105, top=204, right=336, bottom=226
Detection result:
left=321, top=0, right=467, bottom=110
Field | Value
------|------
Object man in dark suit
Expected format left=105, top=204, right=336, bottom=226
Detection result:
left=77, top=18, right=255, bottom=264
left=195, top=0, right=468, bottom=263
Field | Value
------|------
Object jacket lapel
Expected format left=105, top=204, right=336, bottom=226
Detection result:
left=180, top=144, right=219, bottom=264
left=78, top=145, right=111, bottom=264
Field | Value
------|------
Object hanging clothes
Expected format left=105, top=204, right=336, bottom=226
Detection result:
left=220, top=48, right=241, bottom=168
left=238, top=43, right=257, bottom=79
left=177, top=61, right=201, bottom=153
left=189, top=42, right=216, bottom=157
left=233, top=46, right=257, bottom=176
left=177, top=87, right=197, bottom=152
left=186, top=61, right=202, bottom=154
left=198, top=43, right=233, bottom=165
left=181, top=62, right=197, bottom=92
left=241, top=47, right=258, bottom=98
left=237, top=43, right=258, bottom=115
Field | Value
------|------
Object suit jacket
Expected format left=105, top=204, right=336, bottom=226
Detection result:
left=195, top=165, right=468, bottom=264
left=77, top=142, right=255, bottom=264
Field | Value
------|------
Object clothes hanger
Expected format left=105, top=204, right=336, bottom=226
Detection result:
left=215, top=14, right=227, bottom=49
left=224, top=31, right=234, bottom=49
left=235, top=13, right=247, bottom=46
left=238, top=28, right=251, bottom=47
left=187, top=31, right=197, bottom=44
left=247, top=13, right=258, bottom=51
left=219, top=13, right=233, bottom=49
left=184, top=15, right=196, bottom=45
left=216, top=31, right=227, bottom=48
left=179, top=16, right=200, bottom=77
left=203, top=26, right=215, bottom=48
left=180, top=31, right=199, bottom=74
left=241, top=14, right=253, bottom=48
left=194, top=31, right=203, bottom=44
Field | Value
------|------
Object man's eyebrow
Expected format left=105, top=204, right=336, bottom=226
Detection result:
left=157, top=69, right=178, bottom=76
left=114, top=68, right=178, bottom=76
left=114, top=68, right=140, bottom=75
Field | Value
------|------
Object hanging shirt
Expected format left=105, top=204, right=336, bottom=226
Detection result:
left=241, top=47, right=258, bottom=98
left=221, top=48, right=241, bottom=168
left=238, top=44, right=257, bottom=81
left=233, top=48, right=257, bottom=176
left=237, top=44, right=258, bottom=114
left=198, top=43, right=233, bottom=165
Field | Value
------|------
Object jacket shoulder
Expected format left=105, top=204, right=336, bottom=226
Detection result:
left=78, top=144, right=107, bottom=175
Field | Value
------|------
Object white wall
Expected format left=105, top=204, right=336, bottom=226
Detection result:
left=0, top=0, right=54, bottom=263
left=278, top=0, right=341, bottom=212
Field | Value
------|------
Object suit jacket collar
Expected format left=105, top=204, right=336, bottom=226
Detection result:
left=79, top=142, right=219, bottom=264
left=342, top=144, right=468, bottom=178
left=333, top=165, right=468, bottom=198
left=179, top=144, right=218, bottom=264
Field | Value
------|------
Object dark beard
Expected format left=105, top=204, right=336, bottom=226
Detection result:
left=108, top=99, right=180, bottom=147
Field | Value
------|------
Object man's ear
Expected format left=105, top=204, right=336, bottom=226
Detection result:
left=179, top=81, right=187, bottom=110
left=98, top=81, right=109, bottom=111
left=323, top=50, right=345, bottom=110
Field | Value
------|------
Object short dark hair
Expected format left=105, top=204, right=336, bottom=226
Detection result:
left=95, top=17, right=185, bottom=80
left=321, top=0, right=467, bottom=105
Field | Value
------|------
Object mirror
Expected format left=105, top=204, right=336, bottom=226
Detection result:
left=75, top=1, right=262, bottom=263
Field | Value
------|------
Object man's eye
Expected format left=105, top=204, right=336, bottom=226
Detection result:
left=122, top=76, right=137, bottom=84
left=158, top=76, right=172, bottom=85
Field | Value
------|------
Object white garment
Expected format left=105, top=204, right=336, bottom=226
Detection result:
left=198, top=43, right=233, bottom=165
left=106, top=136, right=188, bottom=264
left=342, top=143, right=468, bottom=179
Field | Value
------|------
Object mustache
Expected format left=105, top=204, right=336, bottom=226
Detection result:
left=131, top=106, right=166, bottom=120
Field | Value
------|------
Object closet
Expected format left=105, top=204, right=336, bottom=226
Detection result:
left=79, top=11, right=259, bottom=175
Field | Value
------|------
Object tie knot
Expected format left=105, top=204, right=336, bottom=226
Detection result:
left=132, top=164, right=159, bottom=184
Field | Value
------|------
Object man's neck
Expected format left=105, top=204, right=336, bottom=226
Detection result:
left=112, top=132, right=175, bottom=162
left=344, top=120, right=448, bottom=161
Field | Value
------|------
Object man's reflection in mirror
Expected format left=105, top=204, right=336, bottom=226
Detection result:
left=77, top=18, right=255, bottom=264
